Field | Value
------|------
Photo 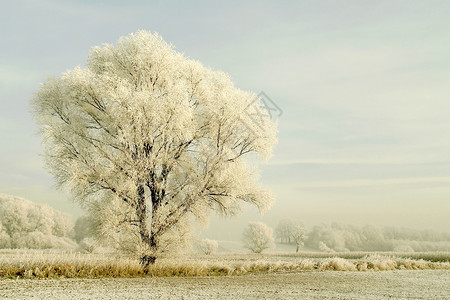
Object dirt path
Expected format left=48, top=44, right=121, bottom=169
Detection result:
left=1, top=270, right=449, bottom=299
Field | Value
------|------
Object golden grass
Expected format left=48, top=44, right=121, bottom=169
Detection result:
left=1, top=251, right=449, bottom=279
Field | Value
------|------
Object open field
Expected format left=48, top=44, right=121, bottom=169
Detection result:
left=1, top=270, right=449, bottom=299
left=1, top=251, right=449, bottom=298
left=0, top=250, right=449, bottom=279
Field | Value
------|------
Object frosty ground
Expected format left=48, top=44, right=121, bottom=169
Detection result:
left=1, top=250, right=449, bottom=299
left=1, top=270, right=449, bottom=299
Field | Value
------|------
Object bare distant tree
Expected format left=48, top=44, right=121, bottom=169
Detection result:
left=32, top=31, right=277, bottom=266
left=291, top=224, right=306, bottom=253
left=242, top=221, right=275, bottom=253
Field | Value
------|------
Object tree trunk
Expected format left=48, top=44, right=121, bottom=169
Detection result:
left=136, top=184, right=157, bottom=267
left=296, top=244, right=299, bottom=253
left=140, top=255, right=156, bottom=267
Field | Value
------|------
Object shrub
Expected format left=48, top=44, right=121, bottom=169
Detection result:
left=198, top=239, right=218, bottom=255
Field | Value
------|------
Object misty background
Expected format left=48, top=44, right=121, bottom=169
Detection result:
left=1, top=0, right=450, bottom=242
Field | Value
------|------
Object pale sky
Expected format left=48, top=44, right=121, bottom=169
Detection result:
left=1, top=0, right=449, bottom=239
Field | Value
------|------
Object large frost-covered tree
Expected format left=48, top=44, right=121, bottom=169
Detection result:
left=32, top=31, right=277, bottom=265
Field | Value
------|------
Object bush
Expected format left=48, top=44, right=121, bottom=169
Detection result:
left=198, top=239, right=219, bottom=255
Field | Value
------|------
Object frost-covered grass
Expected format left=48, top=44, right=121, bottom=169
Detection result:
left=1, top=250, right=449, bottom=279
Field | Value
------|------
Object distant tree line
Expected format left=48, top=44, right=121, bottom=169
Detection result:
left=275, top=220, right=450, bottom=252
left=2, top=193, right=448, bottom=254
left=0, top=194, right=75, bottom=249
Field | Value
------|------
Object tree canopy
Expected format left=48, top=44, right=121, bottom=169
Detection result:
left=32, top=31, right=277, bottom=264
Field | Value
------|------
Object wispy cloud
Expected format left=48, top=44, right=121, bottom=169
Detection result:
left=293, top=177, right=450, bottom=189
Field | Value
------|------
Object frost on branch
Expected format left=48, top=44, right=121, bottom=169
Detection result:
left=242, top=221, right=275, bottom=253
left=32, top=31, right=277, bottom=263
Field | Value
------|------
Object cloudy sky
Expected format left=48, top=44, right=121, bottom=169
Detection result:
left=1, top=0, right=449, bottom=238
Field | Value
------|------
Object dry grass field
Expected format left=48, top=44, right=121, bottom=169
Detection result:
left=0, top=250, right=449, bottom=279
